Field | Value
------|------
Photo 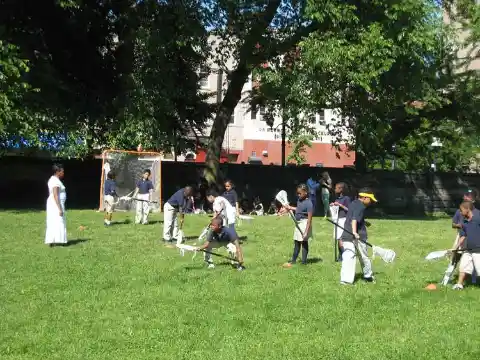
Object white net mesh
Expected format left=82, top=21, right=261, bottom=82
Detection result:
left=100, top=150, right=162, bottom=212
left=372, top=245, right=396, bottom=263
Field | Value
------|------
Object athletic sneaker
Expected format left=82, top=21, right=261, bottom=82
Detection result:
left=363, top=276, right=376, bottom=283
left=452, top=284, right=464, bottom=290
left=237, top=265, right=246, bottom=271
left=340, top=281, right=353, bottom=286
left=207, top=263, right=215, bottom=269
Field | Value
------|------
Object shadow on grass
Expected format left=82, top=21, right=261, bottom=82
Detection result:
left=306, top=257, right=323, bottom=264
left=353, top=272, right=384, bottom=283
left=49, top=239, right=89, bottom=247
left=65, top=239, right=89, bottom=246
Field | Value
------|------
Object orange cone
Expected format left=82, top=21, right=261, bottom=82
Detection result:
left=425, top=283, right=437, bottom=291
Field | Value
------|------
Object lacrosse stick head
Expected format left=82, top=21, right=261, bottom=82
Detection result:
left=176, top=244, right=198, bottom=260
left=425, top=250, right=449, bottom=261
left=275, top=190, right=289, bottom=206
left=372, top=245, right=396, bottom=263
left=329, top=205, right=339, bottom=221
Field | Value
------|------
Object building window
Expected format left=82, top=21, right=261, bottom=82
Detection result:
left=199, top=72, right=209, bottom=88
left=252, top=151, right=256, bottom=157
left=309, top=114, right=316, bottom=124
left=318, top=110, right=325, bottom=125
left=259, top=106, right=266, bottom=116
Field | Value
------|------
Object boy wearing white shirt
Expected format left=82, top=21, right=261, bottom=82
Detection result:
left=206, top=190, right=237, bottom=231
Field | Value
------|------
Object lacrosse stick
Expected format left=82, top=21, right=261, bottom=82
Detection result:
left=441, top=249, right=462, bottom=286
left=176, top=244, right=237, bottom=261
left=134, top=198, right=158, bottom=204
left=326, top=218, right=396, bottom=263
left=275, top=190, right=305, bottom=238
left=176, top=229, right=184, bottom=245
left=330, top=205, right=340, bottom=262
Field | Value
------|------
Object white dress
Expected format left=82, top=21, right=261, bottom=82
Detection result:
left=45, top=176, right=67, bottom=244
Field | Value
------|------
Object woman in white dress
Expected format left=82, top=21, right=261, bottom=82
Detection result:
left=45, top=164, right=67, bottom=247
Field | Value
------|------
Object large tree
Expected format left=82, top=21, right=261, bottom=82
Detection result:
left=201, top=0, right=455, bottom=182
left=0, top=0, right=213, bottom=156
left=253, top=0, right=480, bottom=171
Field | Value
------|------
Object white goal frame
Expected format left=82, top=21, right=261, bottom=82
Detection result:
left=99, top=149, right=163, bottom=211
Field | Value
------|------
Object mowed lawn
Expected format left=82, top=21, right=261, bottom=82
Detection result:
left=1, top=210, right=480, bottom=360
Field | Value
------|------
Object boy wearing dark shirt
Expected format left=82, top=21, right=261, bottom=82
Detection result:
left=163, top=186, right=194, bottom=244
left=132, top=169, right=154, bottom=224
left=340, top=189, right=377, bottom=285
left=103, top=172, right=117, bottom=226
left=196, top=218, right=245, bottom=270
left=331, top=182, right=351, bottom=262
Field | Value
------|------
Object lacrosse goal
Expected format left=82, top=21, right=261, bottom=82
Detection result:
left=99, top=150, right=162, bottom=212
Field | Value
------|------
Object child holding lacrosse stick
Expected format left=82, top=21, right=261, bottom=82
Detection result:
left=282, top=184, right=314, bottom=267
left=452, top=201, right=480, bottom=290
left=163, top=186, right=194, bottom=245
left=103, top=171, right=117, bottom=226
left=132, top=169, right=154, bottom=225
left=206, top=190, right=237, bottom=231
left=331, top=182, right=351, bottom=262
left=339, top=188, right=377, bottom=285
left=195, top=217, right=245, bottom=270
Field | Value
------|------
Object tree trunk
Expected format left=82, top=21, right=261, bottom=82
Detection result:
left=204, top=65, right=250, bottom=186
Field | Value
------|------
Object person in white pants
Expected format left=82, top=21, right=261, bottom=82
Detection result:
left=452, top=200, right=480, bottom=290
left=339, top=190, right=377, bottom=285
left=330, top=182, right=351, bottom=262
left=196, top=218, right=245, bottom=270
left=163, top=186, right=193, bottom=245
left=132, top=169, right=154, bottom=224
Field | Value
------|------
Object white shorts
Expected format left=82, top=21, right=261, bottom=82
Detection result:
left=459, top=252, right=480, bottom=274
left=104, top=195, right=115, bottom=213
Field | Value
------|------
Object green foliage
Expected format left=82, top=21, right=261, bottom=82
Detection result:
left=0, top=0, right=213, bottom=156
left=286, top=134, right=313, bottom=165
left=0, top=41, right=32, bottom=141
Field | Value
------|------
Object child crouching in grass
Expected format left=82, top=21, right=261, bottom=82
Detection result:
left=283, top=184, right=313, bottom=267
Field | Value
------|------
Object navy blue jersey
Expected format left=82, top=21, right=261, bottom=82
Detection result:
left=207, top=226, right=237, bottom=243
left=341, top=199, right=367, bottom=242
left=104, top=179, right=117, bottom=196
left=295, top=198, right=313, bottom=221
left=136, top=179, right=154, bottom=194
left=223, top=189, right=238, bottom=207
left=167, top=188, right=189, bottom=212
left=460, top=209, right=480, bottom=252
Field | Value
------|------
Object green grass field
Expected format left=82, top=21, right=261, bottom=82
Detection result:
left=1, top=210, right=479, bottom=359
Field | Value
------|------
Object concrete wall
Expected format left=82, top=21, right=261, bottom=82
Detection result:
left=2, top=156, right=480, bottom=216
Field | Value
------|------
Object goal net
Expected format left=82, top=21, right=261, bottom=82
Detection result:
left=99, top=150, right=162, bottom=212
